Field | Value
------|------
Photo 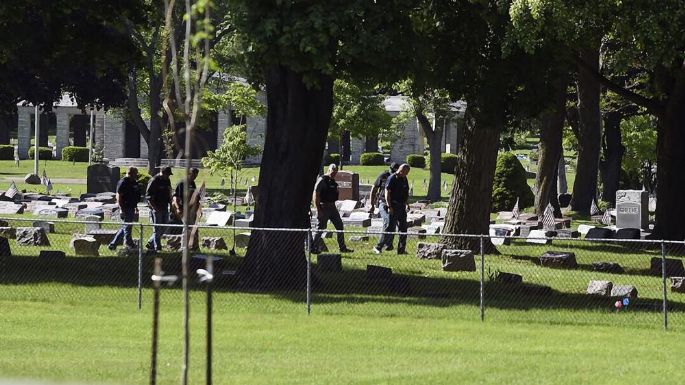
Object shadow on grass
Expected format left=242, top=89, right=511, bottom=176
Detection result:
left=2, top=252, right=682, bottom=315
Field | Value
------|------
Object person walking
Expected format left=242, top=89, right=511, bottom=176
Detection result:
left=172, top=167, right=200, bottom=249
left=369, top=162, right=399, bottom=250
left=145, top=166, right=173, bottom=251
left=373, top=163, right=411, bottom=254
left=108, top=167, right=141, bottom=250
left=311, top=163, right=353, bottom=253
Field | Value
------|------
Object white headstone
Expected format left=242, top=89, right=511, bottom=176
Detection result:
left=205, top=211, right=233, bottom=227
left=616, top=190, right=648, bottom=229
left=526, top=229, right=551, bottom=244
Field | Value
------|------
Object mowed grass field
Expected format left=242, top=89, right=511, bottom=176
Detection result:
left=1, top=218, right=685, bottom=384
left=1, top=283, right=685, bottom=385
left=0, top=160, right=457, bottom=200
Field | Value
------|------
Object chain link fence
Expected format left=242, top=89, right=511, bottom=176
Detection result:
left=1, top=216, right=684, bottom=330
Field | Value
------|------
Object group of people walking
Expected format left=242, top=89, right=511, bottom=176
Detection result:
left=310, top=162, right=411, bottom=255
left=108, top=166, right=200, bottom=252
left=108, top=161, right=412, bottom=255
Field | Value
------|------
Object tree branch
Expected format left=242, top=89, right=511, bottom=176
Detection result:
left=127, top=68, right=151, bottom=143
left=574, top=55, right=664, bottom=116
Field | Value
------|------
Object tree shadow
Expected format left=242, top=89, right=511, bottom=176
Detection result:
left=2, top=252, right=684, bottom=315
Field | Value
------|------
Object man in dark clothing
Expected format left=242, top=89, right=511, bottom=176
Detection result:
left=108, top=167, right=141, bottom=250
left=145, top=166, right=173, bottom=251
left=172, top=167, right=199, bottom=218
left=172, top=167, right=200, bottom=248
left=373, top=163, right=411, bottom=254
left=369, top=162, right=400, bottom=213
left=311, top=163, right=353, bottom=253
left=369, top=162, right=400, bottom=251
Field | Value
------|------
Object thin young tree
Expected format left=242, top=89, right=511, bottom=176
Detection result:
left=160, top=0, right=213, bottom=383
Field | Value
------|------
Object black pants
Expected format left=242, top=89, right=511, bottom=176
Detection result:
left=376, top=203, right=408, bottom=251
left=311, top=203, right=346, bottom=251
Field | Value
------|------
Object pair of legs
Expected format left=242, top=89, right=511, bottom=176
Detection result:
left=311, top=203, right=349, bottom=252
left=376, top=204, right=408, bottom=252
left=147, top=209, right=169, bottom=250
left=109, top=207, right=136, bottom=249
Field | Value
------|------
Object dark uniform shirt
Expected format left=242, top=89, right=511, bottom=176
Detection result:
left=315, top=175, right=339, bottom=203
left=373, top=170, right=393, bottom=204
left=116, top=176, right=141, bottom=209
left=174, top=180, right=197, bottom=208
left=385, top=173, right=409, bottom=206
left=146, top=175, right=172, bottom=209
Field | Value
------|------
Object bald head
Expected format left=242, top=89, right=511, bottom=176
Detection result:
left=398, top=163, right=410, bottom=177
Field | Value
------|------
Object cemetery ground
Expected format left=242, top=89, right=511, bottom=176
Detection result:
left=0, top=160, right=492, bottom=200
left=1, top=216, right=685, bottom=384
left=2, top=288, right=683, bottom=385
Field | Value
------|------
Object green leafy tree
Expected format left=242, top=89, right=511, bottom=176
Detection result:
left=0, top=0, right=144, bottom=112
left=396, top=80, right=455, bottom=202
left=510, top=0, right=685, bottom=239
left=621, top=115, right=657, bottom=193
left=229, top=0, right=416, bottom=288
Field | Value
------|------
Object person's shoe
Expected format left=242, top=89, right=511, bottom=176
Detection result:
left=145, top=242, right=155, bottom=251
left=372, top=246, right=382, bottom=254
left=384, top=245, right=394, bottom=252
left=397, top=249, right=407, bottom=255
left=340, top=247, right=354, bottom=253
left=107, top=244, right=117, bottom=251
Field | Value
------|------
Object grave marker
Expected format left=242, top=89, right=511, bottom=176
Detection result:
left=616, top=190, right=648, bottom=230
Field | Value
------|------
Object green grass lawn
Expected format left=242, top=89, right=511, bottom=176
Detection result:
left=0, top=160, right=458, bottom=200
left=1, top=281, right=684, bottom=385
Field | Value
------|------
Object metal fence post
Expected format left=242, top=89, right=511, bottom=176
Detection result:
left=138, top=222, right=144, bottom=310
left=479, top=235, right=485, bottom=322
left=661, top=241, right=668, bottom=330
left=306, top=229, right=312, bottom=315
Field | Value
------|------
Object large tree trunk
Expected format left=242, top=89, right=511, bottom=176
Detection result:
left=599, top=110, right=624, bottom=205
left=127, top=67, right=163, bottom=174
left=535, top=75, right=567, bottom=217
left=237, top=66, right=334, bottom=289
left=0, top=113, right=11, bottom=144
left=570, top=48, right=602, bottom=213
left=417, top=112, right=443, bottom=202
left=441, top=100, right=503, bottom=251
left=653, top=71, right=685, bottom=241
left=365, top=134, right=378, bottom=153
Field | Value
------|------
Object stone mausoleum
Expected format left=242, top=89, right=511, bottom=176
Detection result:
left=13, top=93, right=465, bottom=165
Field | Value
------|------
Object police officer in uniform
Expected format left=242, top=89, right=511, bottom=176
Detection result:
left=311, top=163, right=353, bottom=253
left=108, top=167, right=141, bottom=250
left=373, top=163, right=410, bottom=254
left=145, top=166, right=173, bottom=251
left=369, top=162, right=399, bottom=251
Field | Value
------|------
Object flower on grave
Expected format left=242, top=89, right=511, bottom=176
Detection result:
left=622, top=298, right=630, bottom=307
left=614, top=300, right=623, bottom=310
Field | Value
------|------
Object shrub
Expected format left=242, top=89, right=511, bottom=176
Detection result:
left=324, top=152, right=341, bottom=165
left=529, top=150, right=539, bottom=163
left=440, top=153, right=459, bottom=174
left=406, top=154, right=426, bottom=168
left=491, top=152, right=534, bottom=212
left=28, top=147, right=53, bottom=160
left=120, top=169, right=152, bottom=187
left=62, top=146, right=90, bottom=162
left=0, top=145, right=14, bottom=160
left=360, top=152, right=385, bottom=165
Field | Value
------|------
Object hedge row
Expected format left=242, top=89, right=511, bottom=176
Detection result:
left=62, top=146, right=90, bottom=162
left=120, top=169, right=152, bottom=187
left=28, top=147, right=53, bottom=160
left=0, top=145, right=14, bottom=160
left=406, top=154, right=426, bottom=168
left=425, top=153, right=459, bottom=174
left=360, top=152, right=385, bottom=165
left=323, top=152, right=341, bottom=165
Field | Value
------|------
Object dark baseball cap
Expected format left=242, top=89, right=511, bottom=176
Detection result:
left=161, top=166, right=173, bottom=175
left=389, top=162, right=400, bottom=171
